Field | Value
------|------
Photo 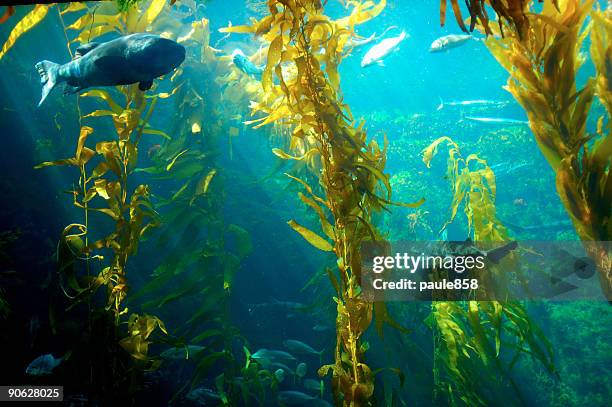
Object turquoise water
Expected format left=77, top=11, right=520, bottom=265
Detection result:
left=0, top=1, right=610, bottom=406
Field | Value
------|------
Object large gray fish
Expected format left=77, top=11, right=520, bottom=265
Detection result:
left=35, top=33, right=185, bottom=106
left=429, top=34, right=476, bottom=53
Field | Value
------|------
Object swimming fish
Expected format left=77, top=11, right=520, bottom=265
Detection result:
left=35, top=33, right=185, bottom=106
left=185, top=387, right=221, bottom=404
left=360, top=30, right=408, bottom=68
left=274, top=368, right=286, bottom=383
left=295, top=362, right=307, bottom=378
left=490, top=161, right=531, bottom=177
left=25, top=352, right=70, bottom=376
left=277, top=390, right=317, bottom=405
left=429, top=34, right=476, bottom=53
left=347, top=26, right=399, bottom=48
left=251, top=348, right=297, bottom=363
left=437, top=98, right=508, bottom=110
left=464, top=116, right=529, bottom=125
left=283, top=340, right=323, bottom=362
left=303, top=378, right=324, bottom=397
left=231, top=49, right=264, bottom=77
left=160, top=345, right=205, bottom=360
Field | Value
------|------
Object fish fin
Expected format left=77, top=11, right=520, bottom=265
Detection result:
left=376, top=60, right=385, bottom=67
left=35, top=60, right=60, bottom=107
left=139, top=80, right=153, bottom=91
left=63, top=84, right=83, bottom=95
left=75, top=42, right=100, bottom=59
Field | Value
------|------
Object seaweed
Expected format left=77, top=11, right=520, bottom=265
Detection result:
left=423, top=138, right=557, bottom=406
left=222, top=1, right=421, bottom=404
left=482, top=0, right=612, bottom=300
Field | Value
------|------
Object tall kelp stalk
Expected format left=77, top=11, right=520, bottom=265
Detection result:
left=480, top=0, right=612, bottom=300
left=17, top=0, right=174, bottom=400
left=129, top=13, right=255, bottom=402
left=422, top=138, right=557, bottom=406
left=222, top=1, right=421, bottom=404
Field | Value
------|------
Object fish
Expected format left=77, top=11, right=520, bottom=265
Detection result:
left=505, top=220, right=574, bottom=233
left=489, top=161, right=531, bottom=176
left=303, top=378, right=324, bottom=397
left=312, top=324, right=331, bottom=332
left=277, top=390, right=317, bottom=405
left=295, top=362, right=307, bottom=378
left=437, top=98, right=508, bottom=111
left=347, top=26, right=399, bottom=48
left=25, top=352, right=70, bottom=376
left=283, top=340, right=323, bottom=362
left=464, top=116, right=529, bottom=125
left=35, top=33, right=185, bottom=106
left=231, top=49, right=264, bottom=77
left=274, top=368, right=286, bottom=383
left=360, top=30, right=408, bottom=68
left=251, top=348, right=297, bottom=363
left=186, top=387, right=221, bottom=404
left=429, top=34, right=476, bottom=53
left=160, top=345, right=205, bottom=360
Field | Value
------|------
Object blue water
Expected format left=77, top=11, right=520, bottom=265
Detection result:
left=0, top=1, right=610, bottom=406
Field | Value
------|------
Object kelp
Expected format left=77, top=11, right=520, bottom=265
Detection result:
left=483, top=0, right=612, bottom=300
left=423, top=138, right=556, bottom=406
left=0, top=4, right=50, bottom=60
left=223, top=1, right=420, bottom=404
left=30, top=2, right=178, bottom=400
left=439, top=0, right=555, bottom=38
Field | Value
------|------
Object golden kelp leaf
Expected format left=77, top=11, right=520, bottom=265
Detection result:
left=191, top=122, right=201, bottom=133
left=336, top=0, right=386, bottom=28
left=166, top=149, right=189, bottom=171
left=263, top=35, right=283, bottom=91
left=81, top=90, right=122, bottom=113
left=60, top=2, right=87, bottom=15
left=272, top=148, right=316, bottom=161
left=0, top=4, right=49, bottom=60
left=219, top=25, right=255, bottom=34
left=67, top=14, right=120, bottom=31
left=422, top=136, right=454, bottom=168
left=195, top=169, right=216, bottom=196
left=142, top=128, right=171, bottom=140
left=75, top=126, right=94, bottom=163
left=134, top=0, right=167, bottom=32
left=287, top=220, right=333, bottom=252
left=298, top=192, right=335, bottom=240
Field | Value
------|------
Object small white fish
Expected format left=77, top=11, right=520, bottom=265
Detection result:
left=360, top=31, right=408, bottom=68
left=429, top=34, right=475, bottom=53
left=26, top=352, right=69, bottom=376
left=437, top=98, right=508, bottom=111
left=464, top=116, right=529, bottom=125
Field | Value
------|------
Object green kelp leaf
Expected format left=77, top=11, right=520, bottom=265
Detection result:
left=166, top=149, right=189, bottom=171
left=191, top=329, right=223, bottom=344
left=287, top=220, right=333, bottom=252
left=190, top=352, right=229, bottom=390
left=226, top=224, right=252, bottom=259
left=0, top=4, right=49, bottom=60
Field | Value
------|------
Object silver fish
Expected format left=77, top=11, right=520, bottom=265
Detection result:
left=251, top=348, right=297, bottom=363
left=429, top=34, right=475, bottom=53
left=464, top=116, right=529, bottom=125
left=283, top=340, right=323, bottom=358
left=361, top=31, right=408, bottom=68
left=437, top=98, right=508, bottom=111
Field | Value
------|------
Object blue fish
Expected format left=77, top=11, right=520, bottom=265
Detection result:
left=35, top=33, right=185, bottom=106
left=26, top=352, right=70, bottom=376
left=232, top=49, right=264, bottom=77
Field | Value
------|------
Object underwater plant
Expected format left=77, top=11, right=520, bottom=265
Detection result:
left=423, top=137, right=557, bottom=406
left=480, top=0, right=612, bottom=300
left=222, top=1, right=422, bottom=404
left=439, top=0, right=556, bottom=38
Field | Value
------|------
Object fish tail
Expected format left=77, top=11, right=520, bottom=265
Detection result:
left=437, top=97, right=444, bottom=111
left=35, top=60, right=60, bottom=107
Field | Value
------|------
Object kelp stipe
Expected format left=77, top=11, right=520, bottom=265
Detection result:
left=222, top=1, right=422, bottom=404
left=423, top=138, right=557, bottom=406
left=482, top=0, right=612, bottom=300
